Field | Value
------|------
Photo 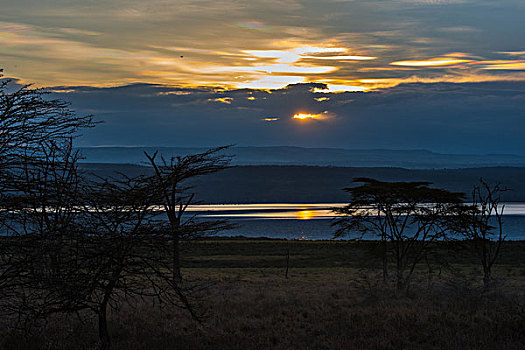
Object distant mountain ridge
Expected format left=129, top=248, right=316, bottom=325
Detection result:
left=76, top=146, right=525, bottom=169
left=78, top=164, right=525, bottom=203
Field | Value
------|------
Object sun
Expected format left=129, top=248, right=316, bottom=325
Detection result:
left=293, top=113, right=320, bottom=120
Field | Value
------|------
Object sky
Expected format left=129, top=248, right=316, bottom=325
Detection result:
left=1, top=0, right=525, bottom=153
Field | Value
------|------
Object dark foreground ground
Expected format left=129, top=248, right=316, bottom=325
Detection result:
left=2, top=239, right=525, bottom=349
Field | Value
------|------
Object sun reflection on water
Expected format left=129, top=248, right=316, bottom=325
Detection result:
left=296, top=210, right=313, bottom=220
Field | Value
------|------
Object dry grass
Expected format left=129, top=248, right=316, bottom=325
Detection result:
left=2, top=239, right=525, bottom=349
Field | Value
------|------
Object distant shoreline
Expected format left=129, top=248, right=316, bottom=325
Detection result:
left=192, top=236, right=525, bottom=243
left=79, top=163, right=525, bottom=203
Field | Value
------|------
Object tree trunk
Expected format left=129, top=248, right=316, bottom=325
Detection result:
left=285, top=247, right=290, bottom=279
left=98, top=304, right=110, bottom=349
left=396, top=271, right=405, bottom=291
left=173, top=232, right=182, bottom=283
left=381, top=238, right=388, bottom=283
left=483, top=266, right=491, bottom=289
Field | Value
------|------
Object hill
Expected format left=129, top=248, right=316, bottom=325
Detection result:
left=79, top=164, right=525, bottom=203
left=77, top=146, right=525, bottom=169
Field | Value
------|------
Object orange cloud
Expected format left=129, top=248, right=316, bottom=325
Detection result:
left=357, top=72, right=525, bottom=89
left=473, top=60, right=525, bottom=70
left=209, top=97, right=233, bottom=104
left=292, top=111, right=331, bottom=120
left=390, top=57, right=472, bottom=67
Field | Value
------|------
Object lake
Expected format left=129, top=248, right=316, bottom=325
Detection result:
left=187, top=203, right=525, bottom=240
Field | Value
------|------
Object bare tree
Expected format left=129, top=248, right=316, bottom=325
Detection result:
left=0, top=139, right=90, bottom=328
left=0, top=71, right=93, bottom=175
left=144, top=146, right=233, bottom=283
left=0, top=73, right=201, bottom=346
left=1, top=169, right=201, bottom=347
left=453, top=179, right=507, bottom=288
left=78, top=175, right=200, bottom=347
left=0, top=74, right=94, bottom=299
left=0, top=72, right=94, bottom=324
left=333, top=178, right=464, bottom=291
left=0, top=71, right=215, bottom=348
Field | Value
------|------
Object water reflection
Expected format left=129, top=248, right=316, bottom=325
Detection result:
left=296, top=210, right=313, bottom=220
left=189, top=203, right=343, bottom=220
left=185, top=203, right=525, bottom=220
left=182, top=203, right=525, bottom=240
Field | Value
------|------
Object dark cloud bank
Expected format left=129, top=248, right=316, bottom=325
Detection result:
left=50, top=81, right=525, bottom=155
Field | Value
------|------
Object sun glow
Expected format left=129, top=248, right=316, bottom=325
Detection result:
left=293, top=113, right=322, bottom=120
left=296, top=210, right=313, bottom=220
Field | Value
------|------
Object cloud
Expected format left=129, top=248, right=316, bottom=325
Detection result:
left=1, top=0, right=524, bottom=157
left=292, top=112, right=329, bottom=121
left=499, top=51, right=525, bottom=57
left=438, top=26, right=479, bottom=33
left=1, top=0, right=524, bottom=91
left=390, top=57, right=472, bottom=67
left=209, top=97, right=234, bottom=104
left=401, top=0, right=471, bottom=4
left=475, top=60, right=525, bottom=70
left=24, top=79, right=521, bottom=154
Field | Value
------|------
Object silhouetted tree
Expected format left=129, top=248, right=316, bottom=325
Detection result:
left=333, top=178, right=464, bottom=290
left=0, top=139, right=90, bottom=330
left=452, top=179, right=506, bottom=288
left=78, top=175, right=199, bottom=347
left=0, top=72, right=94, bottom=324
left=0, top=73, right=201, bottom=347
left=0, top=71, right=93, bottom=176
left=145, top=146, right=233, bottom=283
left=1, top=169, right=201, bottom=347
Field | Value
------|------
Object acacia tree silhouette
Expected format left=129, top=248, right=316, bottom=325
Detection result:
left=0, top=72, right=203, bottom=347
left=0, top=71, right=94, bottom=175
left=0, top=72, right=94, bottom=322
left=333, top=178, right=464, bottom=291
left=145, top=146, right=233, bottom=283
left=452, top=179, right=507, bottom=288
left=79, top=174, right=201, bottom=347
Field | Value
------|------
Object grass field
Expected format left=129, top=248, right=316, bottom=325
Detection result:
left=2, top=238, right=525, bottom=349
